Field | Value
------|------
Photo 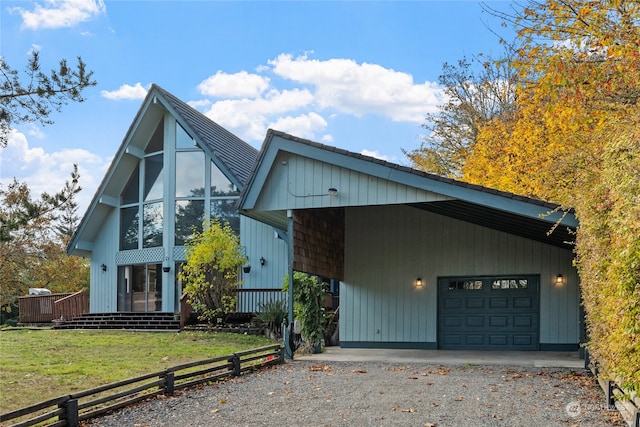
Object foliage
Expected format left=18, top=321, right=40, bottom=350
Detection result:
left=283, top=271, right=326, bottom=351
left=252, top=299, right=288, bottom=340
left=0, top=329, right=271, bottom=412
left=179, top=219, right=247, bottom=324
left=464, top=0, right=640, bottom=393
left=405, top=52, right=518, bottom=178
left=0, top=170, right=87, bottom=312
left=574, top=116, right=640, bottom=394
left=0, top=51, right=96, bottom=147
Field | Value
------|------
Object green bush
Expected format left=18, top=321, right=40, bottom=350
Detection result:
left=283, top=272, right=326, bottom=351
left=252, top=299, right=288, bottom=340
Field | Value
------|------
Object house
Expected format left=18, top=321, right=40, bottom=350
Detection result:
left=67, top=85, right=288, bottom=315
left=238, top=130, right=582, bottom=351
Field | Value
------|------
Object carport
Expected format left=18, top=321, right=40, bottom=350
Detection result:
left=238, top=130, right=580, bottom=353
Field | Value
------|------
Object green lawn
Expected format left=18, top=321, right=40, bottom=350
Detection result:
left=0, top=328, right=272, bottom=413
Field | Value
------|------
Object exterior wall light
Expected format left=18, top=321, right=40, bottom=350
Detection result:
left=162, top=266, right=170, bottom=273
left=101, top=264, right=107, bottom=272
left=555, top=274, right=565, bottom=285
left=260, top=257, right=266, bottom=266
left=415, top=277, right=424, bottom=288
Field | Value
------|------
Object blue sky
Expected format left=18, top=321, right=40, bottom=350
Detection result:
left=1, top=0, right=513, bottom=213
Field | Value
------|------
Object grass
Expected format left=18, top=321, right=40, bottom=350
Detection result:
left=0, top=328, right=272, bottom=413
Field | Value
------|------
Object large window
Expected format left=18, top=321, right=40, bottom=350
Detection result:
left=176, top=151, right=204, bottom=197
left=120, top=207, right=139, bottom=250
left=144, top=154, right=163, bottom=201
left=143, top=202, right=163, bottom=248
left=175, top=200, right=204, bottom=245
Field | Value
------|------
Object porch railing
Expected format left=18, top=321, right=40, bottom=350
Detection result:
left=18, top=293, right=71, bottom=324
left=53, top=291, right=89, bottom=321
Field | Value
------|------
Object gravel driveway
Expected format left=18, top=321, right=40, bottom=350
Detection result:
left=87, top=360, right=624, bottom=427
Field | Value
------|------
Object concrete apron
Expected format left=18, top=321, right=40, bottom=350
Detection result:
left=296, top=347, right=584, bottom=369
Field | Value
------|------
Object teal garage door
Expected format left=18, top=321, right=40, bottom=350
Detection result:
left=438, top=276, right=539, bottom=350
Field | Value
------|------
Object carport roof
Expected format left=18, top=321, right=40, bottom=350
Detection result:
left=239, top=130, right=577, bottom=249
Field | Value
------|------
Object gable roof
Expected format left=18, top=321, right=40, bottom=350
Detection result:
left=67, top=84, right=258, bottom=256
left=239, top=129, right=577, bottom=249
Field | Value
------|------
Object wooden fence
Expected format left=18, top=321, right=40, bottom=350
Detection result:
left=0, top=344, right=283, bottom=427
left=585, top=352, right=640, bottom=427
left=18, top=291, right=89, bottom=324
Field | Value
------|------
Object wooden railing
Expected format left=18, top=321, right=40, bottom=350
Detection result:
left=233, top=288, right=287, bottom=313
left=53, top=291, right=89, bottom=321
left=18, top=294, right=71, bottom=324
left=0, top=344, right=283, bottom=427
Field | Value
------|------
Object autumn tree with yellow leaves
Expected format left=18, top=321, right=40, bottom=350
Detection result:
left=412, top=1, right=639, bottom=393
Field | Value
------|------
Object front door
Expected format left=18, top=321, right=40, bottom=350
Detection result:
left=118, top=264, right=162, bottom=312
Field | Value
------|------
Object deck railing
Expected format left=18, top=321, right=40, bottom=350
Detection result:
left=18, top=292, right=89, bottom=324
left=18, top=294, right=70, bottom=324
left=53, top=291, right=89, bottom=321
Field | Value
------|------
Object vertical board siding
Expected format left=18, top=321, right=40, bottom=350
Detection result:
left=90, top=208, right=119, bottom=313
left=255, top=153, right=451, bottom=211
left=240, top=216, right=288, bottom=291
left=342, top=205, right=579, bottom=346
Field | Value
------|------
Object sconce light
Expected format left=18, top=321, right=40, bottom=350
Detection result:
left=101, top=264, right=107, bottom=272
left=415, top=277, right=424, bottom=288
left=260, top=257, right=266, bottom=266
left=243, top=265, right=251, bottom=274
left=327, top=187, right=338, bottom=196
left=555, top=274, right=565, bottom=285
left=162, top=266, right=171, bottom=273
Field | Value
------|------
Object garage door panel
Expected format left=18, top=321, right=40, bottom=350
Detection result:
left=438, top=276, right=539, bottom=350
left=465, top=298, right=484, bottom=309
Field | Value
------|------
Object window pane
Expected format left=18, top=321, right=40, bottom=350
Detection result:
left=211, top=161, right=239, bottom=196
left=491, top=279, right=528, bottom=289
left=144, top=154, right=163, bottom=201
left=145, top=118, right=164, bottom=154
left=175, top=200, right=204, bottom=245
left=176, top=123, right=196, bottom=149
left=176, top=151, right=205, bottom=197
left=121, top=164, right=140, bottom=205
left=120, top=207, right=139, bottom=250
left=211, top=199, right=239, bottom=235
left=143, top=202, right=163, bottom=248
left=448, top=280, right=483, bottom=290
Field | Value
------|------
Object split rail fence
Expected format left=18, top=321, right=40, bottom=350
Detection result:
left=0, top=343, right=283, bottom=427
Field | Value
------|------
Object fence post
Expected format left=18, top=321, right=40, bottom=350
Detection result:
left=606, top=380, right=615, bottom=410
left=64, top=398, right=79, bottom=427
left=231, top=354, right=241, bottom=377
left=165, top=371, right=174, bottom=395
left=633, top=409, right=639, bottom=427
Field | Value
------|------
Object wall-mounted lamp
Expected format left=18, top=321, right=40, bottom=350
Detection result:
left=162, top=266, right=171, bottom=273
left=260, top=257, right=266, bottom=266
left=555, top=274, right=565, bottom=285
left=243, top=265, right=251, bottom=274
left=415, top=277, right=424, bottom=289
left=101, top=264, right=107, bottom=272
left=328, top=187, right=338, bottom=196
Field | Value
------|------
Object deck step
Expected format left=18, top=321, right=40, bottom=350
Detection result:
left=53, top=312, right=180, bottom=331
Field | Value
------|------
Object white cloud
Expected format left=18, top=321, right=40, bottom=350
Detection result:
left=13, top=0, right=106, bottom=30
left=0, top=130, right=108, bottom=216
left=101, top=83, right=148, bottom=100
left=268, top=112, right=328, bottom=141
left=203, top=88, right=314, bottom=141
left=198, top=71, right=270, bottom=98
left=269, top=53, right=443, bottom=123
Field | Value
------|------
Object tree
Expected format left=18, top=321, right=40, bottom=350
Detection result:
left=179, top=219, right=247, bottom=324
left=1, top=50, right=96, bottom=147
left=405, top=52, right=518, bottom=177
left=469, top=0, right=640, bottom=393
left=0, top=171, right=88, bottom=312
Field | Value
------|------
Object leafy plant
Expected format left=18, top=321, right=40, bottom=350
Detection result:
left=252, top=299, right=288, bottom=340
left=179, top=219, right=247, bottom=325
left=283, top=272, right=326, bottom=352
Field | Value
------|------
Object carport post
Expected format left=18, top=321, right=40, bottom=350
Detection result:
left=284, top=209, right=295, bottom=360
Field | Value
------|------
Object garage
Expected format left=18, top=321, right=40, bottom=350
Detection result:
left=438, top=276, right=539, bottom=350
